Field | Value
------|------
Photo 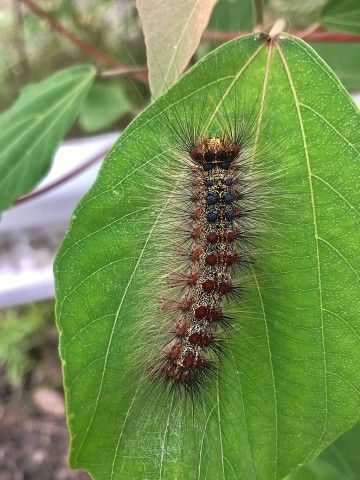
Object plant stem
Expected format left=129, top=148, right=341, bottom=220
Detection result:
left=298, top=29, right=360, bottom=42
left=12, top=0, right=29, bottom=79
left=19, top=0, right=148, bottom=83
left=252, top=0, right=264, bottom=31
left=15, top=148, right=108, bottom=206
left=201, top=29, right=360, bottom=43
left=99, top=66, right=148, bottom=82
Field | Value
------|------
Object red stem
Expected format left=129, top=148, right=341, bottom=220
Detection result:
left=99, top=66, right=148, bottom=81
left=202, top=28, right=360, bottom=43
left=19, top=0, right=148, bottom=83
left=15, top=147, right=108, bottom=206
left=297, top=29, right=360, bottom=42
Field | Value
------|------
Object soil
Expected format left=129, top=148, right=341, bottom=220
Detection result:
left=0, top=317, right=90, bottom=480
left=0, top=409, right=89, bottom=480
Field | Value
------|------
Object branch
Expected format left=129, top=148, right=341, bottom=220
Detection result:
left=252, top=0, right=264, bottom=31
left=99, top=66, right=148, bottom=83
left=202, top=28, right=360, bottom=43
left=299, top=29, right=360, bottom=42
left=19, top=0, right=148, bottom=83
left=15, top=148, right=108, bottom=206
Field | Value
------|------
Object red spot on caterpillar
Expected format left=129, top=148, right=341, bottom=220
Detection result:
left=191, top=224, right=202, bottom=240
left=219, top=252, right=238, bottom=266
left=188, top=330, right=213, bottom=347
left=172, top=321, right=189, bottom=337
left=182, top=354, right=195, bottom=367
left=226, top=230, right=235, bottom=242
left=207, top=307, right=222, bottom=322
left=193, top=206, right=202, bottom=220
left=206, top=231, right=218, bottom=243
left=225, top=254, right=236, bottom=266
left=202, top=279, right=215, bottom=293
left=193, top=356, right=204, bottom=368
left=205, top=253, right=218, bottom=266
left=189, top=271, right=200, bottom=285
left=168, top=344, right=182, bottom=360
left=190, top=245, right=203, bottom=262
left=180, top=296, right=194, bottom=311
left=194, top=305, right=207, bottom=318
left=219, top=281, right=233, bottom=295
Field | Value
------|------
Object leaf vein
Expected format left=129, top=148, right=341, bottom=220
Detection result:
left=278, top=43, right=329, bottom=463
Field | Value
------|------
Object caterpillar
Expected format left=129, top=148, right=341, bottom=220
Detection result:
left=146, top=108, right=258, bottom=397
left=125, top=35, right=278, bottom=405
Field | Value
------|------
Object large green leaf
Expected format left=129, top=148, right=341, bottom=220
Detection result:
left=54, top=34, right=360, bottom=480
left=0, top=65, right=95, bottom=212
left=321, top=0, right=360, bottom=35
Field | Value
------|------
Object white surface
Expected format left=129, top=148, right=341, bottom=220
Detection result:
left=0, top=132, right=118, bottom=308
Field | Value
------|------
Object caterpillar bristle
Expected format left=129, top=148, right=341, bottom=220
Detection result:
left=149, top=355, right=218, bottom=398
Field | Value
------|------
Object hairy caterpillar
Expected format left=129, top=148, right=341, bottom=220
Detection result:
left=115, top=49, right=287, bottom=410
left=121, top=38, right=283, bottom=405
left=148, top=123, right=257, bottom=395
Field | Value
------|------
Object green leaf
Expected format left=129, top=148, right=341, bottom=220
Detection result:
left=311, top=43, right=360, bottom=92
left=136, top=0, right=217, bottom=97
left=0, top=65, right=95, bottom=212
left=54, top=35, right=360, bottom=480
left=287, top=422, right=360, bottom=479
left=321, top=0, right=360, bottom=35
left=208, top=0, right=253, bottom=30
left=78, top=80, right=132, bottom=133
left=196, top=0, right=252, bottom=60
